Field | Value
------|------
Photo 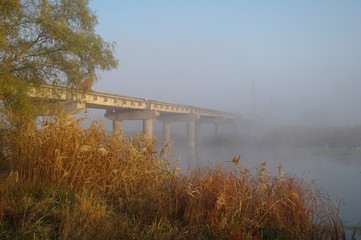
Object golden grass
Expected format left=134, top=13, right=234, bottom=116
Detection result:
left=0, top=115, right=351, bottom=239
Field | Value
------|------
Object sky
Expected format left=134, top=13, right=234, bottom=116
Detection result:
left=88, top=0, right=361, bottom=126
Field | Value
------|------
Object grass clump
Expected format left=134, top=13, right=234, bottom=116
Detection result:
left=0, top=115, right=352, bottom=239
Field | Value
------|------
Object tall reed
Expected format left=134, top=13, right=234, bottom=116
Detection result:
left=0, top=114, right=352, bottom=239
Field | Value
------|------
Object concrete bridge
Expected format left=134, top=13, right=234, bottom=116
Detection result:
left=29, top=85, right=254, bottom=149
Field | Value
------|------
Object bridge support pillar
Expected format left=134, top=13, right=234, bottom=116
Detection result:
left=113, top=120, right=123, bottom=135
left=143, top=119, right=153, bottom=137
left=162, top=122, right=171, bottom=143
left=158, top=113, right=199, bottom=146
left=105, top=110, right=159, bottom=138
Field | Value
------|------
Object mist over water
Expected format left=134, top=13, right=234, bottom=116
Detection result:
left=84, top=106, right=361, bottom=227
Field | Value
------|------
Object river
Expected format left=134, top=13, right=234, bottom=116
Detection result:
left=171, top=140, right=361, bottom=227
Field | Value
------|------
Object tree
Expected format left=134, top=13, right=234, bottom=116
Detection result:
left=0, top=0, right=118, bottom=117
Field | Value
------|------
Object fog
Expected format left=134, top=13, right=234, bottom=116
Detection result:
left=82, top=1, right=361, bottom=226
left=90, top=0, right=361, bottom=127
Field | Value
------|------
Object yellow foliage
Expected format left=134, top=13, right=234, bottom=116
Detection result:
left=0, top=115, right=346, bottom=239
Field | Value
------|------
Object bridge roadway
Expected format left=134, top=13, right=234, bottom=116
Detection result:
left=29, top=85, right=253, bottom=149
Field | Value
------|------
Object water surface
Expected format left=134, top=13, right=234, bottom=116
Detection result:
left=172, top=141, right=361, bottom=226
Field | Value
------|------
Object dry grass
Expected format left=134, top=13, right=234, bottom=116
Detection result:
left=0, top=114, right=352, bottom=239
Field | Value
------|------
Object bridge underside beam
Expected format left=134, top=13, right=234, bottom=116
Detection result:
left=36, top=101, right=86, bottom=116
left=197, top=116, right=225, bottom=124
left=157, top=113, right=200, bottom=123
left=105, top=109, right=159, bottom=120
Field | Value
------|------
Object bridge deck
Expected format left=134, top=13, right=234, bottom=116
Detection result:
left=29, top=85, right=243, bottom=120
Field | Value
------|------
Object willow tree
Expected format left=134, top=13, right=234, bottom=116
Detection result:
left=0, top=0, right=118, bottom=119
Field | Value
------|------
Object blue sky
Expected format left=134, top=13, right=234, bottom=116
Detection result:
left=89, top=0, right=361, bottom=126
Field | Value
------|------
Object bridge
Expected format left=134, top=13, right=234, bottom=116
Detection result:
left=29, top=85, right=254, bottom=149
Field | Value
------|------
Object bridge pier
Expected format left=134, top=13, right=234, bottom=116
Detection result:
left=143, top=118, right=153, bottom=138
left=157, top=113, right=199, bottom=149
left=196, top=116, right=226, bottom=139
left=112, top=119, right=123, bottom=135
left=105, top=110, right=159, bottom=137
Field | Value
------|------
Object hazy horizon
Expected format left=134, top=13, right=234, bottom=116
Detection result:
left=89, top=1, right=361, bottom=127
